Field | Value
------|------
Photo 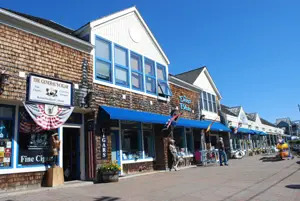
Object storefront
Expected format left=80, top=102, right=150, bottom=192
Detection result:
left=0, top=8, right=93, bottom=191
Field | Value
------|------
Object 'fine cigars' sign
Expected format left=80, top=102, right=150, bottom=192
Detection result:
left=27, top=74, right=73, bottom=106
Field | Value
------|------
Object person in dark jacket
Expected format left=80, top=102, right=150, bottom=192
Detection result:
left=218, top=137, right=228, bottom=166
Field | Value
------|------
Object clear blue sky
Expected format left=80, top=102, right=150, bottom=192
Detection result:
left=2, top=0, right=300, bottom=123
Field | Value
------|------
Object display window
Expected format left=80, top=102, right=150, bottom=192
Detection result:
left=0, top=105, right=15, bottom=168
left=18, top=107, right=57, bottom=167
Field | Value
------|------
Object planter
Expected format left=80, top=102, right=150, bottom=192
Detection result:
left=98, top=171, right=119, bottom=183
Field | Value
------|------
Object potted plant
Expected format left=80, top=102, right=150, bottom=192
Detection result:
left=97, top=161, right=121, bottom=183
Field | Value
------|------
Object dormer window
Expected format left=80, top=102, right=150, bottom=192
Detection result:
left=201, top=91, right=217, bottom=113
left=95, top=37, right=112, bottom=82
left=157, top=64, right=172, bottom=97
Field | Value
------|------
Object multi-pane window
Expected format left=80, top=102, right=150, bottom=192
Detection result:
left=114, top=46, right=129, bottom=87
left=121, top=121, right=155, bottom=160
left=94, top=36, right=172, bottom=96
left=157, top=64, right=171, bottom=97
left=130, top=53, right=143, bottom=91
left=201, top=91, right=217, bottom=113
left=95, top=37, right=112, bottom=82
left=145, top=58, right=156, bottom=94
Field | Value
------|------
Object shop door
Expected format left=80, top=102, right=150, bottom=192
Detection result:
left=63, top=127, right=80, bottom=181
left=111, top=130, right=120, bottom=166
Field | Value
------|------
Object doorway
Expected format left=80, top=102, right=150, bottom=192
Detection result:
left=111, top=130, right=120, bottom=166
left=63, top=127, right=80, bottom=181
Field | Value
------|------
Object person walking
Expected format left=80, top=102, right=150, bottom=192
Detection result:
left=218, top=137, right=228, bottom=166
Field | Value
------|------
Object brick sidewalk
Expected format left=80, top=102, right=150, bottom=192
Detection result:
left=1, top=155, right=299, bottom=201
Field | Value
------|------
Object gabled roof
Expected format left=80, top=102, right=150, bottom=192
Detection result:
left=260, top=117, right=276, bottom=127
left=220, top=104, right=238, bottom=117
left=174, top=67, right=205, bottom=84
left=246, top=113, right=256, bottom=121
left=228, top=106, right=241, bottom=117
left=75, top=6, right=170, bottom=65
left=1, top=8, right=75, bottom=36
left=174, top=66, right=222, bottom=99
left=169, top=74, right=202, bottom=93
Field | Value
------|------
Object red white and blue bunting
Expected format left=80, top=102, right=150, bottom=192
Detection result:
left=23, top=103, right=74, bottom=130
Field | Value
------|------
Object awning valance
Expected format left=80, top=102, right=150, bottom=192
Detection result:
left=99, top=106, right=231, bottom=132
left=100, top=105, right=169, bottom=124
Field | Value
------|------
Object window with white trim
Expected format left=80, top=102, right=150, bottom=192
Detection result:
left=201, top=91, right=217, bottom=113
left=114, top=45, right=129, bottom=87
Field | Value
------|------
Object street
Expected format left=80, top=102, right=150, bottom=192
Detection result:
left=1, top=155, right=299, bottom=201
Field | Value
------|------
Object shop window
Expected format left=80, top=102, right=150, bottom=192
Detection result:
left=114, top=46, right=129, bottom=87
left=145, top=58, right=156, bottom=94
left=143, top=130, right=155, bottom=158
left=18, top=107, right=57, bottom=167
left=186, top=130, right=194, bottom=155
left=173, top=128, right=186, bottom=155
left=130, top=52, right=143, bottom=91
left=95, top=37, right=112, bottom=82
left=0, top=105, right=14, bottom=169
left=121, top=121, right=142, bottom=160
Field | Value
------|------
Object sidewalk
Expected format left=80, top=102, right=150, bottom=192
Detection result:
left=1, top=155, right=299, bottom=201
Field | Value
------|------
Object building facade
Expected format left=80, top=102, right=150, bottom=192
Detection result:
left=0, top=8, right=93, bottom=190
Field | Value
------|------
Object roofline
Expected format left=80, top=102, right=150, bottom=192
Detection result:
left=201, top=67, right=222, bottom=99
left=81, top=6, right=170, bottom=65
left=0, top=8, right=93, bottom=52
left=175, top=66, right=206, bottom=76
left=169, top=74, right=203, bottom=92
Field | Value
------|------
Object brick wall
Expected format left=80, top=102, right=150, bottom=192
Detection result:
left=169, top=83, right=200, bottom=120
left=0, top=24, right=93, bottom=103
left=122, top=161, right=154, bottom=174
left=0, top=171, right=45, bottom=192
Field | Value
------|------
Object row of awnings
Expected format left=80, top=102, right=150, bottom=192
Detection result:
left=100, top=106, right=231, bottom=132
left=231, top=127, right=267, bottom=136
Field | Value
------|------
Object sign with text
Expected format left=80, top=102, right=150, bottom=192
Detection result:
left=101, top=133, right=108, bottom=159
left=28, top=74, right=73, bottom=106
left=179, top=95, right=192, bottom=112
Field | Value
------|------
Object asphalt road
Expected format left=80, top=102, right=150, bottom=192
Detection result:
left=1, top=155, right=299, bottom=201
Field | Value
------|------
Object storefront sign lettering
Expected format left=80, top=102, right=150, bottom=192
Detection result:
left=27, top=74, right=73, bottom=106
left=20, top=155, right=52, bottom=164
left=101, top=134, right=108, bottom=159
left=179, top=95, right=192, bottom=112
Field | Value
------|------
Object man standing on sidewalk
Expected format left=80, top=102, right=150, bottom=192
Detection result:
left=218, top=137, right=228, bottom=166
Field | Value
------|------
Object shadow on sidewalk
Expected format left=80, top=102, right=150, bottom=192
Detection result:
left=94, top=196, right=120, bottom=201
left=296, top=161, right=300, bottom=165
left=285, top=184, right=300, bottom=189
left=259, top=157, right=282, bottom=162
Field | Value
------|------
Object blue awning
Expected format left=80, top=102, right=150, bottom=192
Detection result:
left=100, top=105, right=169, bottom=124
left=252, top=130, right=267, bottom=136
left=99, top=106, right=230, bottom=132
left=231, top=127, right=255, bottom=134
left=176, top=118, right=231, bottom=132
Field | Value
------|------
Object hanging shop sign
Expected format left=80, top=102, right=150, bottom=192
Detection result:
left=179, top=95, right=192, bottom=112
left=101, top=131, right=108, bottom=159
left=27, top=74, right=73, bottom=107
left=24, top=103, right=74, bottom=130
